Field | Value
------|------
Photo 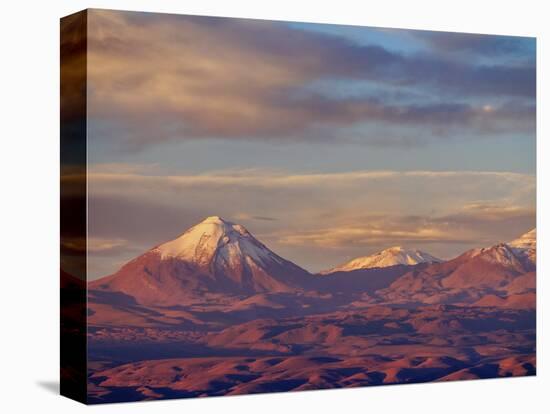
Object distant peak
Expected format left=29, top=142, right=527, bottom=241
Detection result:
left=522, top=228, right=536, bottom=238
left=153, top=216, right=257, bottom=261
left=508, top=228, right=536, bottom=251
left=387, top=246, right=405, bottom=252
left=509, top=228, right=535, bottom=242
left=323, top=246, right=441, bottom=273
left=200, top=215, right=230, bottom=224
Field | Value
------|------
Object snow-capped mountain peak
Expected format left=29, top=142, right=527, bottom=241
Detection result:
left=323, top=246, right=442, bottom=273
left=152, top=216, right=297, bottom=277
left=508, top=228, right=536, bottom=250
left=91, top=216, right=312, bottom=305
left=473, top=243, right=524, bottom=267
left=461, top=228, right=536, bottom=269
left=507, top=228, right=536, bottom=266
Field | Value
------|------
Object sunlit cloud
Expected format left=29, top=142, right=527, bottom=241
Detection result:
left=62, top=236, right=133, bottom=256
left=88, top=237, right=129, bottom=253
left=277, top=225, right=455, bottom=248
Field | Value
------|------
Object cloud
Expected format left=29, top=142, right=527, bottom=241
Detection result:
left=457, top=202, right=535, bottom=220
left=234, top=213, right=278, bottom=222
left=276, top=224, right=465, bottom=248
left=60, top=12, right=87, bottom=123
left=84, top=168, right=533, bottom=189
left=88, top=237, right=129, bottom=254
left=412, top=30, right=534, bottom=59
left=276, top=204, right=534, bottom=251
left=87, top=163, right=163, bottom=174
left=62, top=236, right=136, bottom=257
left=86, top=10, right=535, bottom=149
left=85, top=169, right=535, bottom=221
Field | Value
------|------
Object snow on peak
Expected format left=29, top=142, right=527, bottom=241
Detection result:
left=507, top=228, right=536, bottom=266
left=153, top=216, right=280, bottom=268
left=200, top=216, right=228, bottom=224
left=463, top=229, right=536, bottom=269
left=508, top=228, right=536, bottom=250
left=472, top=243, right=523, bottom=266
left=324, top=246, right=441, bottom=273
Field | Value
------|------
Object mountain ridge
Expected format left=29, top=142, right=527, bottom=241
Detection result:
left=89, top=217, right=535, bottom=310
left=375, top=229, right=536, bottom=307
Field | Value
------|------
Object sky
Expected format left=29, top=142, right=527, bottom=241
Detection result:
left=82, top=9, right=536, bottom=279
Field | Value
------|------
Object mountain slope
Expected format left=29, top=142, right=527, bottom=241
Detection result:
left=322, top=246, right=441, bottom=274
left=376, top=229, right=536, bottom=307
left=89, top=216, right=311, bottom=306
left=508, top=228, right=536, bottom=267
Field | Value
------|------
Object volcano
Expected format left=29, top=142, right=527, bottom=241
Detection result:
left=89, top=216, right=311, bottom=306
left=322, top=246, right=441, bottom=274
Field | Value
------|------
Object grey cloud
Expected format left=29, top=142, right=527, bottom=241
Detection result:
left=86, top=10, right=535, bottom=148
left=411, top=30, right=535, bottom=58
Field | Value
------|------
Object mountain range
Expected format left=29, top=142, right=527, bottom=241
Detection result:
left=89, top=216, right=536, bottom=312
left=84, top=216, right=536, bottom=402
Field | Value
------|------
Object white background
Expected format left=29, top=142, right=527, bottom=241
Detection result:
left=0, top=0, right=547, bottom=412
